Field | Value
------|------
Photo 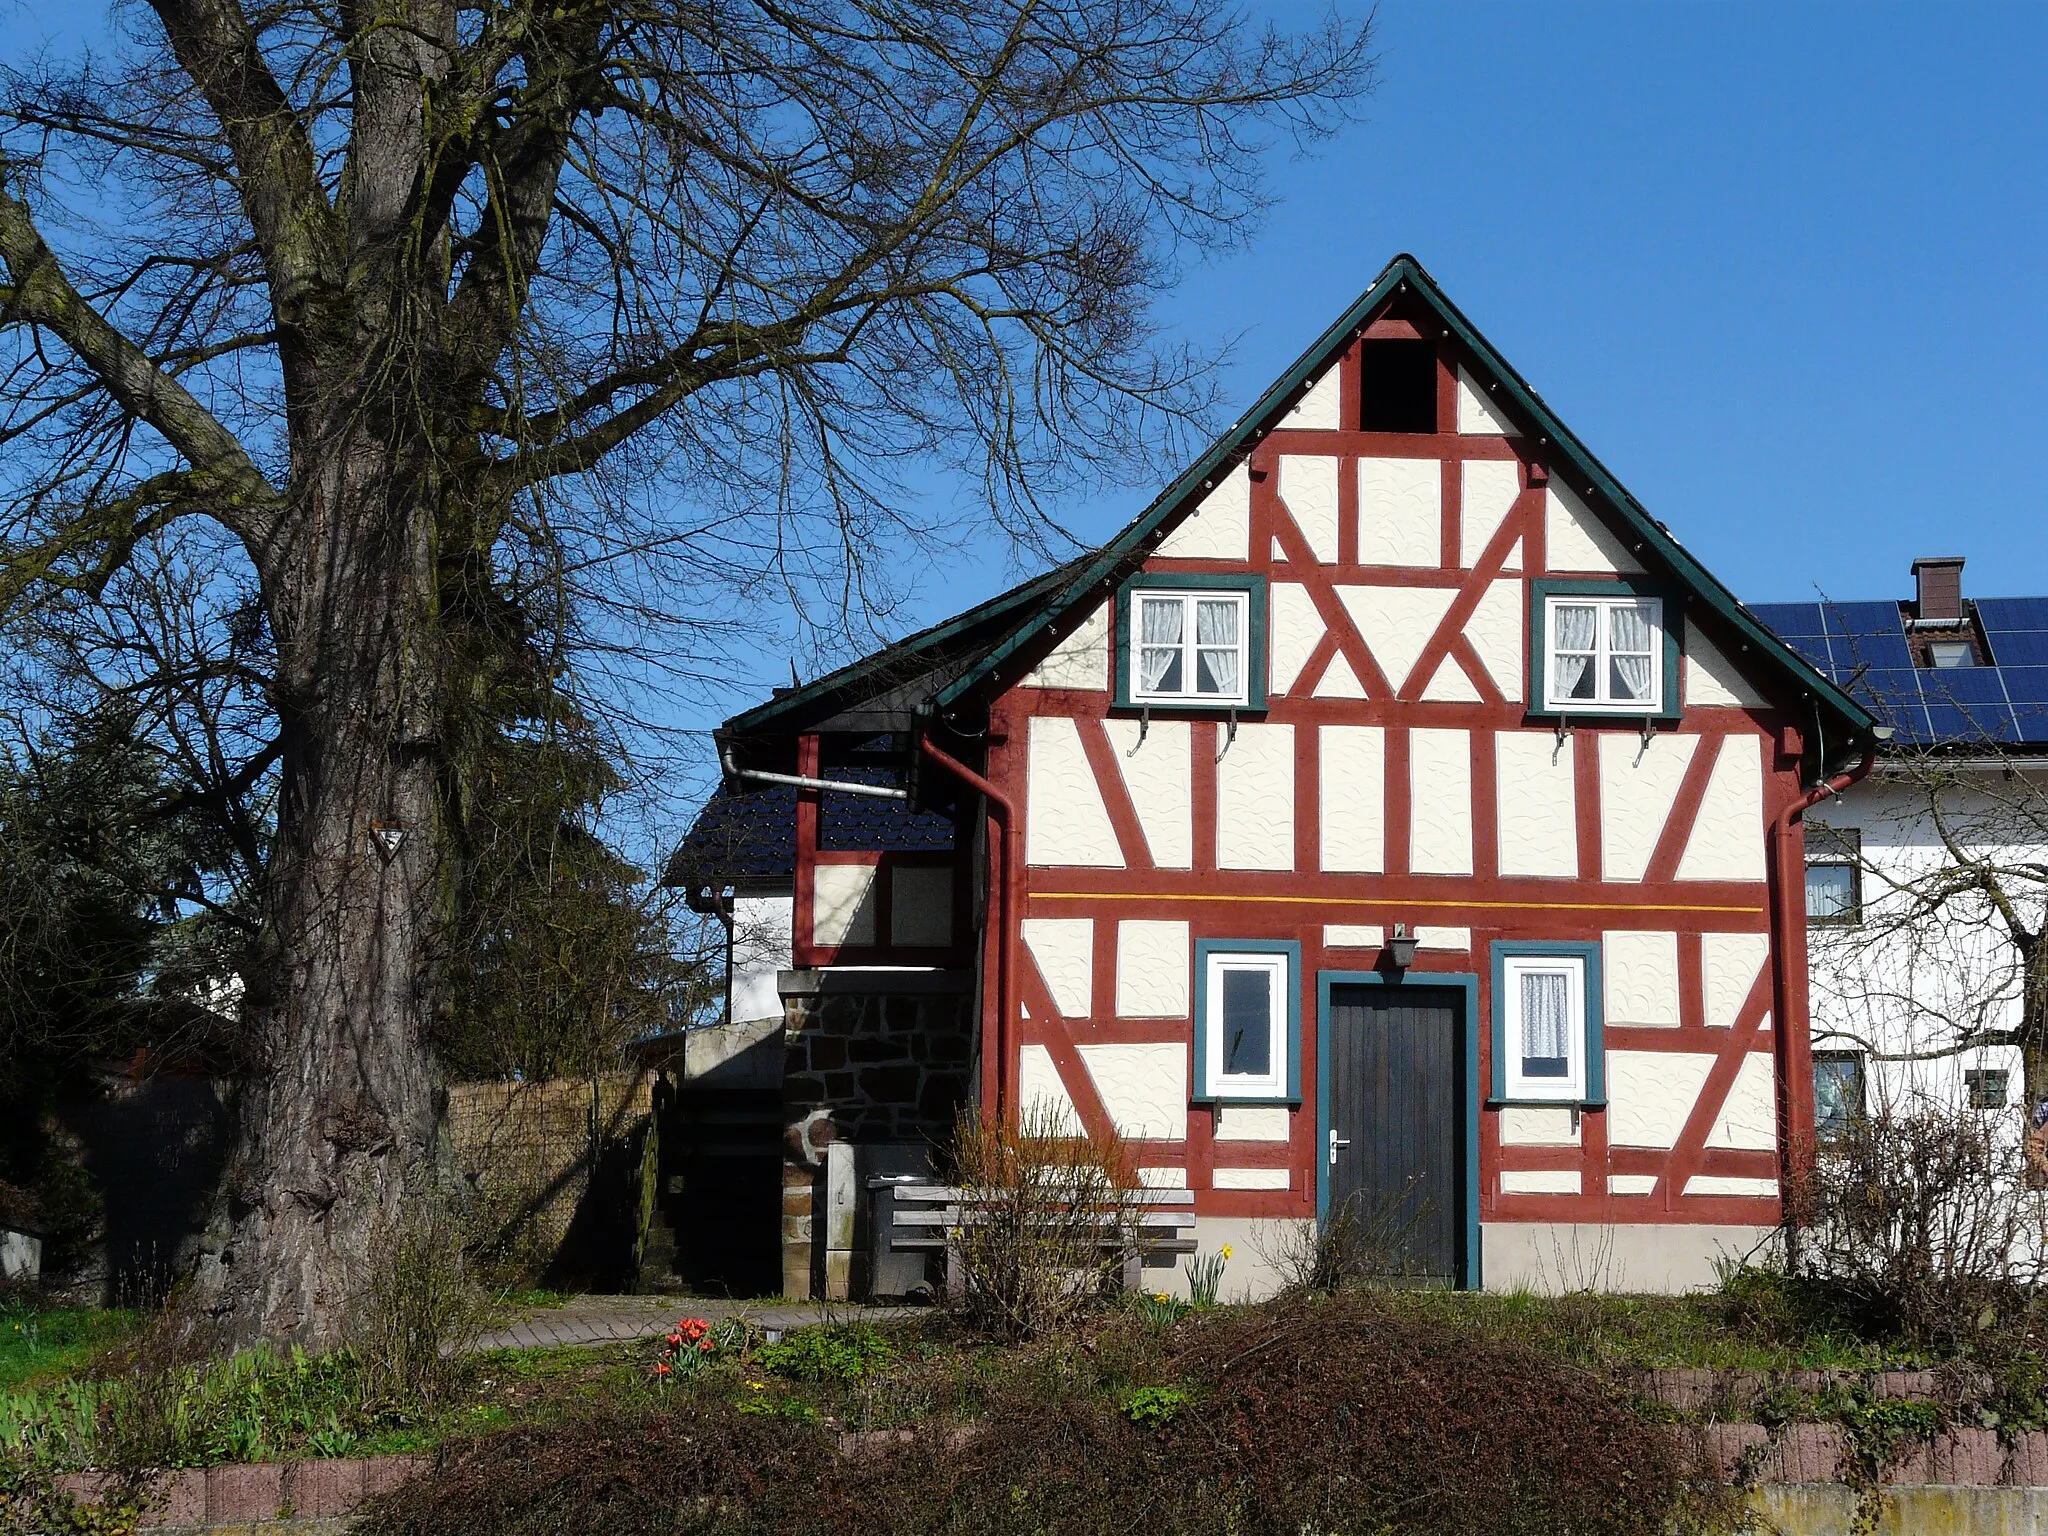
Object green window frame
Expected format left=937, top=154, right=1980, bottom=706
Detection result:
left=1192, top=938, right=1301, bottom=1103
left=1488, top=940, right=1606, bottom=1108
left=1526, top=577, right=1684, bottom=723
left=1114, top=573, right=1269, bottom=713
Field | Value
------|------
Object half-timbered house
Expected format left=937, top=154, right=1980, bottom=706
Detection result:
left=666, top=254, right=1879, bottom=1300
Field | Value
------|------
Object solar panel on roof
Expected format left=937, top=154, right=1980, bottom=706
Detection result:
left=1998, top=666, right=2048, bottom=705
left=1777, top=634, right=1833, bottom=670
left=1820, top=603, right=1913, bottom=669
left=1920, top=668, right=2010, bottom=705
left=1987, top=631, right=2048, bottom=667
left=1750, top=602, right=1829, bottom=639
left=2012, top=702, right=2048, bottom=742
left=1977, top=597, right=2048, bottom=632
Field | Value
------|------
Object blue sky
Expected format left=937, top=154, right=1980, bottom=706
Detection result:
left=693, top=0, right=2048, bottom=736
left=6, top=1, right=2044, bottom=769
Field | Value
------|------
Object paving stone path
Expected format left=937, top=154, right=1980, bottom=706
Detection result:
left=473, top=1295, right=921, bottom=1353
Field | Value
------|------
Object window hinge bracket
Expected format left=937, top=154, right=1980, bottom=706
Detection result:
left=1125, top=706, right=1150, bottom=758
left=1216, top=708, right=1239, bottom=763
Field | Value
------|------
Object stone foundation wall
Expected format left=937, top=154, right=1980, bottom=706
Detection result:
left=777, top=973, right=974, bottom=1298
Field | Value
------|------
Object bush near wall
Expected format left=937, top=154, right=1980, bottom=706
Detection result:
left=354, top=1294, right=1732, bottom=1536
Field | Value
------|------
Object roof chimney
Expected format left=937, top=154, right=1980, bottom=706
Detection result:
left=1911, top=556, right=1965, bottom=624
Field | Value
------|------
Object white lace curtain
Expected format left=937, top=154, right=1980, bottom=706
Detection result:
left=1195, top=599, right=1240, bottom=697
left=1609, top=602, right=1654, bottom=702
left=1139, top=598, right=1183, bottom=692
left=1519, top=970, right=1570, bottom=1077
left=1550, top=603, right=1597, bottom=699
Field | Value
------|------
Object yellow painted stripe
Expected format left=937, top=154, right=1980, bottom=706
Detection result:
left=1029, top=890, right=1764, bottom=917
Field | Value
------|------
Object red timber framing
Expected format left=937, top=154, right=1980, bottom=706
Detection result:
left=978, top=311, right=1838, bottom=1240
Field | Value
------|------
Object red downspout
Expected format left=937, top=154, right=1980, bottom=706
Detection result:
left=1769, top=746, right=1876, bottom=1196
left=918, top=735, right=1017, bottom=1116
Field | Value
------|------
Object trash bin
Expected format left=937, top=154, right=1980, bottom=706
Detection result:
left=867, top=1176, right=934, bottom=1299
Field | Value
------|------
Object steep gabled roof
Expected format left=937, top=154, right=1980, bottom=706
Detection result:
left=723, top=253, right=1877, bottom=758
left=928, top=254, right=1876, bottom=752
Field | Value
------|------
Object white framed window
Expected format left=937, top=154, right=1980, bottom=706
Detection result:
left=1203, top=949, right=1287, bottom=1098
left=1502, top=955, right=1587, bottom=1102
left=1543, top=594, right=1664, bottom=713
left=1131, top=589, right=1250, bottom=706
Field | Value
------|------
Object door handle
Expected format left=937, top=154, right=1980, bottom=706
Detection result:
left=1328, top=1128, right=1350, bottom=1167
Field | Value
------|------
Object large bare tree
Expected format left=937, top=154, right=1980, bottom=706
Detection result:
left=0, top=0, right=1373, bottom=1345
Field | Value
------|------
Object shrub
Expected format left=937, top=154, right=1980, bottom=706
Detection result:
left=351, top=1203, right=493, bottom=1409
left=354, top=1291, right=1736, bottom=1536
left=943, top=1104, right=1140, bottom=1341
left=1784, top=1101, right=2047, bottom=1350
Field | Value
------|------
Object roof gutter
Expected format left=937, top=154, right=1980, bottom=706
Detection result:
left=717, top=739, right=908, bottom=801
left=915, top=733, right=1016, bottom=1118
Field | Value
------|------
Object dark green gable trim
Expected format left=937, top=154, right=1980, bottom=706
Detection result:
left=723, top=557, right=1083, bottom=735
left=931, top=255, right=1876, bottom=760
left=1525, top=577, right=1685, bottom=724
left=1112, top=572, right=1270, bottom=713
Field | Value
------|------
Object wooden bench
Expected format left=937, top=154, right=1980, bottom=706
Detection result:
left=885, top=1182, right=1197, bottom=1294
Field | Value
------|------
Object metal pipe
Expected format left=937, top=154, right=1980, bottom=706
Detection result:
left=916, top=734, right=1017, bottom=1117
left=718, top=740, right=907, bottom=800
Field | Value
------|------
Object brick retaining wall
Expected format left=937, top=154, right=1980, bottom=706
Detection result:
left=45, top=1428, right=2048, bottom=1530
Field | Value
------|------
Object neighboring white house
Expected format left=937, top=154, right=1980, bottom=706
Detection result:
left=1756, top=559, right=2048, bottom=1129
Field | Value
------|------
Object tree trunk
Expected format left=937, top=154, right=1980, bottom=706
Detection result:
left=181, top=427, right=448, bottom=1349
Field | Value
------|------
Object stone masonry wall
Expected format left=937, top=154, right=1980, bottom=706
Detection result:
left=778, top=983, right=973, bottom=1298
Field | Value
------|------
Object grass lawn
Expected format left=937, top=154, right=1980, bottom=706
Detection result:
left=0, top=1303, right=143, bottom=1391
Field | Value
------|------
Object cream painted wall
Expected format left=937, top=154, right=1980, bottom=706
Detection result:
left=1268, top=582, right=1326, bottom=695
left=1018, top=1044, right=1082, bottom=1135
left=1337, top=584, right=1457, bottom=694
left=1500, top=1106, right=1578, bottom=1146
left=1285, top=368, right=1342, bottom=430
left=1025, top=715, right=1123, bottom=867
left=1456, top=366, right=1515, bottom=435
left=1278, top=454, right=1341, bottom=563
left=1465, top=578, right=1524, bottom=700
left=813, top=863, right=879, bottom=947
left=1598, top=732, right=1699, bottom=881
left=1079, top=1043, right=1187, bottom=1140
left=1314, top=653, right=1369, bottom=699
left=1217, top=722, right=1295, bottom=870
left=1495, top=731, right=1576, bottom=878
left=1606, top=1050, right=1716, bottom=1148
left=1707, top=1053, right=1778, bottom=1150
left=1323, top=923, right=1384, bottom=948
left=1116, top=920, right=1190, bottom=1017
left=1212, top=1166, right=1290, bottom=1190
left=1685, top=630, right=1768, bottom=709
left=1419, top=655, right=1481, bottom=702
left=1155, top=462, right=1251, bottom=560
left=1409, top=727, right=1474, bottom=875
left=1021, top=917, right=1093, bottom=1018
left=1215, top=1105, right=1292, bottom=1141
left=1604, top=930, right=1681, bottom=1027
left=1545, top=482, right=1643, bottom=574
left=1676, top=735, right=1767, bottom=883
left=1356, top=455, right=1441, bottom=566
left=1460, top=458, right=1521, bottom=566
left=1103, top=717, right=1193, bottom=869
left=1318, top=724, right=1385, bottom=873
left=1501, top=1170, right=1581, bottom=1194
left=1702, top=931, right=1770, bottom=1027
left=1021, top=600, right=1109, bottom=690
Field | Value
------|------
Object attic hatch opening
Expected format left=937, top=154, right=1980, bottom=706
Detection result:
left=1358, top=338, right=1438, bottom=433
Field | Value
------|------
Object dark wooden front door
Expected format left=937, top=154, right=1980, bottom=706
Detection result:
left=1325, top=983, right=1463, bottom=1285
